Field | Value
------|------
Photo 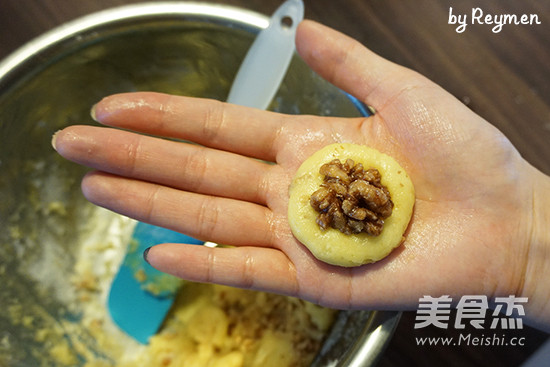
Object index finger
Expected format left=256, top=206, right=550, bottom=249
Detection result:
left=92, top=92, right=287, bottom=162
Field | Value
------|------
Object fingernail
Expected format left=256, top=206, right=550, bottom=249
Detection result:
left=90, top=103, right=98, bottom=122
left=51, top=130, right=60, bottom=150
left=143, top=246, right=152, bottom=265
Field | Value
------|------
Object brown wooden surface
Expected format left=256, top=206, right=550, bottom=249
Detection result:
left=1, top=0, right=549, bottom=366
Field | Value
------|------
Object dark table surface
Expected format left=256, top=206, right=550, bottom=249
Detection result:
left=1, top=0, right=549, bottom=366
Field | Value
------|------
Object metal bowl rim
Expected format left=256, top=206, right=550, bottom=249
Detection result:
left=0, top=2, right=269, bottom=83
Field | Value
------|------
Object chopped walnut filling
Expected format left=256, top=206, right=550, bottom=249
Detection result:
left=310, top=159, right=393, bottom=236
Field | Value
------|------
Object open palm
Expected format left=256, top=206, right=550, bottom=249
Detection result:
left=54, top=21, right=544, bottom=321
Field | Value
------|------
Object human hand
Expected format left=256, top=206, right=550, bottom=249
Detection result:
left=53, top=20, right=550, bottom=330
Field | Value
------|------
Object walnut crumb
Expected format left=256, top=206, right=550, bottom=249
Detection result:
left=310, top=158, right=393, bottom=236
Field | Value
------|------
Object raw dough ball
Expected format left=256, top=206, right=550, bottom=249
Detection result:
left=288, top=143, right=415, bottom=267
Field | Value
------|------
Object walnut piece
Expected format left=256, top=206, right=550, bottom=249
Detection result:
left=309, top=159, right=393, bottom=236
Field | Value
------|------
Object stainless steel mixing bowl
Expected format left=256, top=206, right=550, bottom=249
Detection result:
left=0, top=2, right=399, bottom=366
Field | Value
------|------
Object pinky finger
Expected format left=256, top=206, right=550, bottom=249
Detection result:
left=145, top=243, right=299, bottom=296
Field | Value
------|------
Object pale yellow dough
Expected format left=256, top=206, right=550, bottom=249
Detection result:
left=288, top=143, right=415, bottom=267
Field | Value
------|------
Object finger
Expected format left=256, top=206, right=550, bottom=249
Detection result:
left=295, top=20, right=428, bottom=110
left=145, top=244, right=299, bottom=297
left=92, top=92, right=287, bottom=162
left=81, top=171, right=276, bottom=247
left=54, top=125, right=271, bottom=204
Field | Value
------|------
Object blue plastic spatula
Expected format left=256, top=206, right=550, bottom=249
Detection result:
left=107, top=0, right=304, bottom=344
left=107, top=223, right=202, bottom=344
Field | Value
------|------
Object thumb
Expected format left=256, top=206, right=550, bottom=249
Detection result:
left=295, top=20, right=415, bottom=110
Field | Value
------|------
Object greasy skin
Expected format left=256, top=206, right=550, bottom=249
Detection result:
left=288, top=143, right=414, bottom=267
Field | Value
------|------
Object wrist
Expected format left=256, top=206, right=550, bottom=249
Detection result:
left=521, top=165, right=550, bottom=333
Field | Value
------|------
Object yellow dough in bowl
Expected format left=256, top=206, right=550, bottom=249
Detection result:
left=288, top=143, right=415, bottom=267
